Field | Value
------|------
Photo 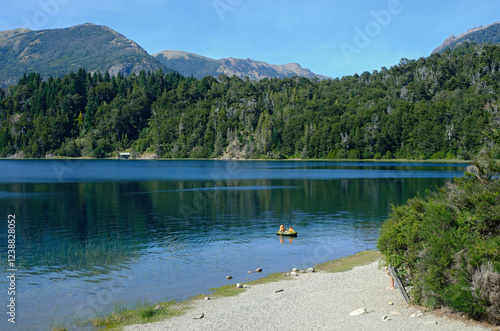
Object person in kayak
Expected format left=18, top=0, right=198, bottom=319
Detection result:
left=280, top=224, right=285, bottom=232
left=288, top=226, right=294, bottom=232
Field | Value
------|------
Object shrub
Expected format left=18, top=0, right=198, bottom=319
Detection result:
left=378, top=151, right=500, bottom=325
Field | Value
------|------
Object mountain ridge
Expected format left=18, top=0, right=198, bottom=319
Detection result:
left=153, top=50, right=331, bottom=81
left=0, top=23, right=166, bottom=87
left=432, top=21, right=500, bottom=54
left=0, top=23, right=330, bottom=87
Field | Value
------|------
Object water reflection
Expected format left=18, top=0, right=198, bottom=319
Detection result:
left=0, top=160, right=466, bottom=330
left=278, top=235, right=295, bottom=244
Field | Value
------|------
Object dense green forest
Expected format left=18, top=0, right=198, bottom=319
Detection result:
left=1, top=42, right=499, bottom=159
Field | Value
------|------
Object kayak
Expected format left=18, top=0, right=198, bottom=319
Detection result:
left=276, top=231, right=298, bottom=237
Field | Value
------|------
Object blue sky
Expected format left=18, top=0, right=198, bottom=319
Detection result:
left=1, top=0, right=499, bottom=78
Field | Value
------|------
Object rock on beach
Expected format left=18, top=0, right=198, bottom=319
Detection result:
left=124, top=261, right=491, bottom=331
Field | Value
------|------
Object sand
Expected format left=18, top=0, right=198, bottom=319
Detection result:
left=124, top=261, right=495, bottom=331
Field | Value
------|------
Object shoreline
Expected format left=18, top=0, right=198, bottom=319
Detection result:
left=87, top=251, right=495, bottom=331
left=121, top=258, right=493, bottom=331
left=87, top=251, right=381, bottom=329
left=1, top=156, right=471, bottom=164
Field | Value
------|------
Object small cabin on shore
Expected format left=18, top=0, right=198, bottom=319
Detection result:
left=118, top=152, right=131, bottom=159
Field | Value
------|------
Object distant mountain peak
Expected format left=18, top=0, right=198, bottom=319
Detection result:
left=0, top=23, right=329, bottom=86
left=155, top=50, right=213, bottom=61
left=0, top=24, right=166, bottom=87
left=432, top=21, right=500, bottom=54
left=0, top=27, right=31, bottom=38
left=153, top=50, right=330, bottom=81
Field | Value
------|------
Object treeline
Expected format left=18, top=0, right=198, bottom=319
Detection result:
left=1, top=42, right=500, bottom=159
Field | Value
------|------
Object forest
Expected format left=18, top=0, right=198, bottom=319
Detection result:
left=0, top=42, right=499, bottom=160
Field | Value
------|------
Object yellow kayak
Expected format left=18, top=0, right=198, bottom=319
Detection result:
left=276, top=230, right=298, bottom=237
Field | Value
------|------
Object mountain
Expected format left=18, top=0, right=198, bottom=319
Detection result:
left=153, top=50, right=330, bottom=81
left=0, top=23, right=166, bottom=87
left=432, top=21, right=500, bottom=54
left=0, top=23, right=330, bottom=87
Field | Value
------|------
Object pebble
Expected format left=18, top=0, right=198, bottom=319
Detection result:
left=388, top=302, right=394, bottom=305
left=307, top=267, right=315, bottom=273
left=193, top=312, right=204, bottom=319
left=226, top=275, right=233, bottom=280
left=248, top=271, right=254, bottom=274
left=243, top=284, right=250, bottom=288
left=256, top=268, right=262, bottom=272
left=154, top=304, right=162, bottom=311
left=382, top=315, right=391, bottom=321
left=349, top=308, right=368, bottom=316
left=290, top=271, right=299, bottom=277
left=292, top=268, right=298, bottom=272
left=204, top=296, right=210, bottom=300
left=236, top=283, right=243, bottom=288
left=411, top=311, right=424, bottom=318
left=424, top=321, right=438, bottom=325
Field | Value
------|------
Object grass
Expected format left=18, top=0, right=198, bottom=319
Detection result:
left=82, top=250, right=382, bottom=330
left=19, top=238, right=138, bottom=272
left=83, top=299, right=187, bottom=330
left=315, top=250, right=382, bottom=273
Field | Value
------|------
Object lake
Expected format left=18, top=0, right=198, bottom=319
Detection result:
left=0, top=159, right=467, bottom=330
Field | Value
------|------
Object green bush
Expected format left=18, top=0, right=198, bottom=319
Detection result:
left=378, top=151, right=500, bottom=325
left=430, top=151, right=446, bottom=159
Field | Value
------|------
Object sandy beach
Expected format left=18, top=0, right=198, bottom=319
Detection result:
left=124, top=261, right=495, bottom=331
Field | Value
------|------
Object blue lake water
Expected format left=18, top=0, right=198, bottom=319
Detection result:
left=0, top=159, right=467, bottom=330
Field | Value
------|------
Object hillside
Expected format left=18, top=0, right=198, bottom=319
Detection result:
left=153, top=50, right=330, bottom=81
left=0, top=43, right=499, bottom=160
left=0, top=23, right=166, bottom=87
left=0, top=24, right=331, bottom=87
left=432, top=21, right=500, bottom=53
